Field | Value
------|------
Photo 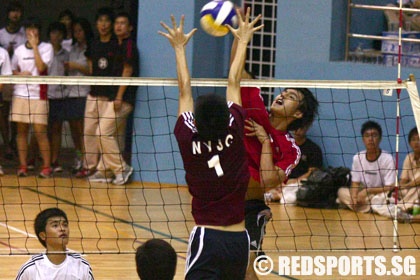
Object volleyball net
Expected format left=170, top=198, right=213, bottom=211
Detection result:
left=0, top=75, right=419, bottom=256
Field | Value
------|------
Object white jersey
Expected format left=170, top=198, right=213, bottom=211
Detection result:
left=11, top=42, right=54, bottom=99
left=16, top=253, right=94, bottom=280
left=351, top=150, right=396, bottom=188
left=0, top=46, right=12, bottom=75
left=65, top=42, right=90, bottom=98
left=0, top=27, right=26, bottom=53
left=48, top=48, right=69, bottom=99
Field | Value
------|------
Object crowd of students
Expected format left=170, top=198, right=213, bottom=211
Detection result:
left=0, top=1, right=138, bottom=185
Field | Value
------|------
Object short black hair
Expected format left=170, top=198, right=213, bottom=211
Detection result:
left=194, top=93, right=230, bottom=142
left=361, top=120, right=382, bottom=137
left=58, top=9, right=75, bottom=22
left=7, top=1, right=23, bottom=14
left=23, top=16, right=41, bottom=30
left=136, top=239, right=177, bottom=280
left=408, top=127, right=418, bottom=142
left=95, top=7, right=115, bottom=23
left=34, top=208, right=68, bottom=248
left=115, top=11, right=133, bottom=25
left=286, top=88, right=319, bottom=131
left=47, top=21, right=67, bottom=39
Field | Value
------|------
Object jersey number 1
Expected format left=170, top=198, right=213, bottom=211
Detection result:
left=208, top=155, right=224, bottom=177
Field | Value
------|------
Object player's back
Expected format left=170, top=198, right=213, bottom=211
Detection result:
left=174, top=102, right=249, bottom=226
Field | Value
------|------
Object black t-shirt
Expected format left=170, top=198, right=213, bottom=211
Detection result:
left=85, top=38, right=118, bottom=99
left=114, top=37, right=139, bottom=106
left=290, top=138, right=323, bottom=178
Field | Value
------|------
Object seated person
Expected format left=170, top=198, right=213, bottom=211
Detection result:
left=337, top=121, right=396, bottom=213
left=265, top=124, right=323, bottom=203
left=395, top=127, right=420, bottom=223
left=384, top=0, right=420, bottom=31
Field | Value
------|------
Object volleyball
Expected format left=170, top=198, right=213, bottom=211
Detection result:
left=200, top=0, right=238, bottom=37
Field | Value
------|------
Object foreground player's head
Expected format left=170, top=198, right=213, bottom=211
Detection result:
left=34, top=208, right=69, bottom=249
left=135, top=239, right=177, bottom=280
left=195, top=93, right=230, bottom=142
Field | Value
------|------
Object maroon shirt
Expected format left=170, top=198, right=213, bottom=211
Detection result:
left=174, top=102, right=249, bottom=226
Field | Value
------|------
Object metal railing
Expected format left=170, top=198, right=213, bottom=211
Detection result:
left=345, top=1, right=420, bottom=62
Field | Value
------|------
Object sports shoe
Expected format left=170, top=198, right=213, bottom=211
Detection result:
left=17, top=166, right=28, bottom=177
left=112, top=165, right=134, bottom=185
left=396, top=210, right=412, bottom=224
left=52, top=161, right=63, bottom=173
left=75, top=168, right=91, bottom=178
left=27, top=159, right=35, bottom=171
left=72, top=157, right=83, bottom=174
left=88, top=171, right=113, bottom=183
left=39, top=167, right=53, bottom=178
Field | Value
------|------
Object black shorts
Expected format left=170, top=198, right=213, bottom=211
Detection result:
left=185, top=226, right=250, bottom=280
left=245, top=199, right=271, bottom=253
left=49, top=98, right=86, bottom=122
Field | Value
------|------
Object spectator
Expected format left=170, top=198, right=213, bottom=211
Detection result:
left=10, top=17, right=54, bottom=178
left=0, top=46, right=13, bottom=175
left=58, top=9, right=75, bottom=52
left=81, top=7, right=134, bottom=185
left=112, top=11, right=139, bottom=164
left=135, top=239, right=177, bottom=280
left=0, top=1, right=26, bottom=57
left=392, top=127, right=420, bottom=223
left=337, top=121, right=396, bottom=213
left=265, top=124, right=323, bottom=203
left=64, top=17, right=93, bottom=174
left=0, top=0, right=26, bottom=160
left=384, top=0, right=420, bottom=31
left=46, top=21, right=69, bottom=173
left=399, top=127, right=420, bottom=208
left=159, top=9, right=262, bottom=279
left=15, top=208, right=94, bottom=279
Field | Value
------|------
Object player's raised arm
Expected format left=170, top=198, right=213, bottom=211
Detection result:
left=226, top=8, right=262, bottom=106
left=159, top=15, right=197, bottom=116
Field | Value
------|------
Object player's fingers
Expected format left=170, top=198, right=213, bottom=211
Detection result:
left=235, top=8, right=243, bottom=22
left=250, top=14, right=262, bottom=27
left=185, top=28, right=198, bottom=42
left=170, top=14, right=177, bottom=28
left=157, top=31, right=170, bottom=39
left=245, top=7, right=251, bottom=22
left=160, top=21, right=171, bottom=32
left=179, top=15, right=185, bottom=31
left=253, top=24, right=264, bottom=33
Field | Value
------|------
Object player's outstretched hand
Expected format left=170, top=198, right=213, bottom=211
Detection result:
left=158, top=15, right=197, bottom=49
left=226, top=7, right=263, bottom=45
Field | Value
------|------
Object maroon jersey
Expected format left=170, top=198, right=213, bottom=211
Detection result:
left=241, top=87, right=301, bottom=183
left=174, top=102, right=249, bottom=226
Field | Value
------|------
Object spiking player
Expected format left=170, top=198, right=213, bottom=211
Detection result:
left=230, top=20, right=319, bottom=278
left=159, top=8, right=263, bottom=279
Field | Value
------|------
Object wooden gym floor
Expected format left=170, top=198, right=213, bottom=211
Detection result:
left=0, top=174, right=419, bottom=279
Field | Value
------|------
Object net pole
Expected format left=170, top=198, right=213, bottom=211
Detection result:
left=392, top=0, right=404, bottom=252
